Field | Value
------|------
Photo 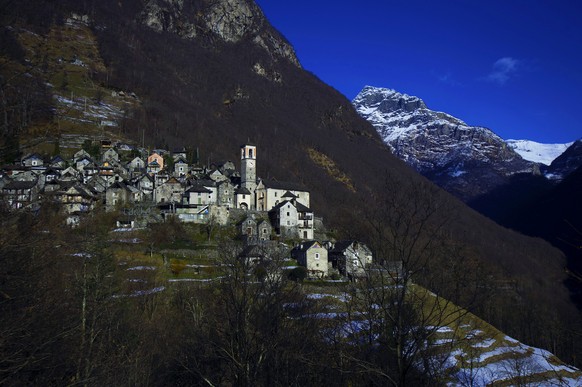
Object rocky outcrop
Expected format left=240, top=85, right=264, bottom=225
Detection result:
left=203, top=0, right=258, bottom=42
left=141, top=0, right=198, bottom=39
left=543, top=139, right=582, bottom=180
left=140, top=0, right=300, bottom=67
left=353, top=86, right=536, bottom=201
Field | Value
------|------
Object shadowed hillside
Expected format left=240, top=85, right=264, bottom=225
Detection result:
left=1, top=0, right=581, bottom=367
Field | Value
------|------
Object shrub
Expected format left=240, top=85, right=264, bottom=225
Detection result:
left=287, top=266, right=307, bottom=282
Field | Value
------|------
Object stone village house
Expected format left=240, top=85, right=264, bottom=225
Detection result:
left=291, top=240, right=329, bottom=278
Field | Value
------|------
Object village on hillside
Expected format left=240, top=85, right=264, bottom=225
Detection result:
left=0, top=140, right=375, bottom=280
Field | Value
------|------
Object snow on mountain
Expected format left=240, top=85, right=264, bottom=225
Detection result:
left=352, top=86, right=536, bottom=200
left=506, top=139, right=573, bottom=166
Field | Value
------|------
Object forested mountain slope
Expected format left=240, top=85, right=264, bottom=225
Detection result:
left=1, top=0, right=580, bottom=369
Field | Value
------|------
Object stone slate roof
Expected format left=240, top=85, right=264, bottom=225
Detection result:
left=195, top=179, right=217, bottom=188
left=259, top=179, right=308, bottom=192
left=329, top=240, right=357, bottom=254
left=269, top=200, right=293, bottom=212
left=269, top=199, right=311, bottom=213
left=282, top=190, right=298, bottom=199
left=238, top=244, right=265, bottom=259
left=295, top=201, right=312, bottom=213
left=3, top=180, right=37, bottom=190
left=186, top=185, right=212, bottom=194
left=109, top=181, right=131, bottom=191
left=236, top=187, right=251, bottom=195
left=292, top=240, right=321, bottom=253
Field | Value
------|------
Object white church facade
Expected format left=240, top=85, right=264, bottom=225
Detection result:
left=235, top=144, right=314, bottom=240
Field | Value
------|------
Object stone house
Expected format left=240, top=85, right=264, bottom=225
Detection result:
left=106, top=181, right=130, bottom=211
left=60, top=166, right=80, bottom=181
left=208, top=169, right=227, bottom=182
left=147, top=152, right=164, bottom=172
left=1, top=180, right=40, bottom=209
left=295, top=201, right=314, bottom=240
left=11, top=169, right=37, bottom=182
left=134, top=173, right=154, bottom=199
left=102, top=148, right=119, bottom=163
left=198, top=180, right=218, bottom=204
left=269, top=199, right=314, bottom=240
left=50, top=155, right=67, bottom=168
left=291, top=240, right=328, bottom=278
left=85, top=174, right=108, bottom=193
left=269, top=200, right=298, bottom=239
left=240, top=215, right=258, bottom=243
left=155, top=176, right=183, bottom=203
left=147, top=159, right=161, bottom=175
left=174, top=158, right=188, bottom=177
left=238, top=244, right=266, bottom=265
left=21, top=153, right=44, bottom=167
left=235, top=186, right=252, bottom=210
left=255, top=179, right=310, bottom=211
left=217, top=179, right=234, bottom=208
left=328, top=241, right=373, bottom=279
left=127, top=156, right=145, bottom=172
left=172, top=148, right=187, bottom=162
left=73, top=149, right=91, bottom=162
left=257, top=220, right=272, bottom=242
left=183, top=184, right=213, bottom=206
left=54, top=182, right=97, bottom=214
left=154, top=170, right=170, bottom=188
left=105, top=181, right=142, bottom=211
left=99, top=161, right=115, bottom=178
left=239, top=214, right=273, bottom=244
left=44, top=167, right=62, bottom=183
left=75, top=155, right=93, bottom=172
left=217, top=161, right=237, bottom=179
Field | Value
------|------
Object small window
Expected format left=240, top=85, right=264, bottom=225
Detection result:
left=286, top=212, right=290, bottom=216
left=353, top=259, right=359, bottom=267
left=274, top=192, right=277, bottom=197
left=315, top=253, right=320, bottom=260
left=287, top=221, right=290, bottom=225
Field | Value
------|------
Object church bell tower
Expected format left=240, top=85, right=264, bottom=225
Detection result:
left=241, top=144, right=257, bottom=207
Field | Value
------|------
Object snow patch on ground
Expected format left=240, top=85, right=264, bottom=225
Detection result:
left=126, top=266, right=157, bottom=271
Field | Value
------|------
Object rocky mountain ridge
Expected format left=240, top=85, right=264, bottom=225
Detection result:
left=543, top=139, right=582, bottom=180
left=352, top=86, right=539, bottom=201
left=140, top=0, right=300, bottom=67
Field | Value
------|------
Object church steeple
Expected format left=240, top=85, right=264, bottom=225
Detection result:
left=240, top=144, right=257, bottom=209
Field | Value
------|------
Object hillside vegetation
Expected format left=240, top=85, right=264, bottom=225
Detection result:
left=1, top=0, right=581, bottom=377
left=1, top=207, right=581, bottom=385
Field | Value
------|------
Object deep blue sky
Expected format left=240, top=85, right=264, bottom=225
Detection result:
left=255, top=1, right=582, bottom=143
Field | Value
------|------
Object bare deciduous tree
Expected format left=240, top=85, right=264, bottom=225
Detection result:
left=338, top=175, right=484, bottom=386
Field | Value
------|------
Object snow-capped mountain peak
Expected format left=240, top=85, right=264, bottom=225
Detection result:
left=353, top=85, right=536, bottom=201
left=355, top=85, right=427, bottom=112
left=506, top=139, right=574, bottom=166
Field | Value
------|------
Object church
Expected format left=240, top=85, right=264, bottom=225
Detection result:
left=237, top=144, right=314, bottom=240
